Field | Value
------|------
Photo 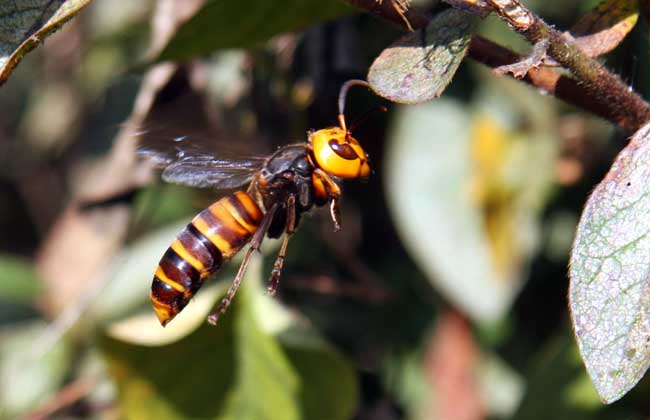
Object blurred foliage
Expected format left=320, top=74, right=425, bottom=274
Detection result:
left=0, top=0, right=650, bottom=419
left=157, top=0, right=353, bottom=60
left=102, top=261, right=357, bottom=420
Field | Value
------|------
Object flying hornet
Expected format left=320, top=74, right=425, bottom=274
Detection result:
left=140, top=80, right=374, bottom=327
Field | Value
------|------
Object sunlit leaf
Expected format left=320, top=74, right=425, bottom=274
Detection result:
left=385, top=93, right=554, bottom=322
left=0, top=322, right=71, bottom=418
left=386, top=101, right=506, bottom=321
left=367, top=8, right=474, bottom=104
left=0, top=0, right=92, bottom=85
left=0, top=254, right=41, bottom=302
left=569, top=0, right=638, bottom=58
left=90, top=216, right=280, bottom=334
left=157, top=0, right=352, bottom=61
left=105, top=282, right=227, bottom=346
left=382, top=348, right=433, bottom=419
left=101, top=260, right=357, bottom=420
left=476, top=353, right=524, bottom=418
left=570, top=122, right=650, bottom=403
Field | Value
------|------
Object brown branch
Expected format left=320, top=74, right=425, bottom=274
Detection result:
left=486, top=0, right=650, bottom=133
left=468, top=37, right=642, bottom=133
left=344, top=0, right=430, bottom=29
left=342, top=0, right=650, bottom=133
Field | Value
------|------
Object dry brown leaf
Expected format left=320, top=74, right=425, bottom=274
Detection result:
left=569, top=0, right=638, bottom=58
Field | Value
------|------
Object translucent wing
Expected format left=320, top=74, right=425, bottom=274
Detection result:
left=139, top=139, right=266, bottom=190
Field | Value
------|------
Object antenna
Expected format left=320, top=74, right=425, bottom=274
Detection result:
left=337, top=79, right=372, bottom=132
left=348, top=105, right=388, bottom=133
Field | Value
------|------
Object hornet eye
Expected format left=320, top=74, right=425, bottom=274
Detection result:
left=328, top=139, right=358, bottom=160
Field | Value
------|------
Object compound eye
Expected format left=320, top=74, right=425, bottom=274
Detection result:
left=328, top=139, right=359, bottom=160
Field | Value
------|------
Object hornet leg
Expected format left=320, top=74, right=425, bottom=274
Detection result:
left=207, top=203, right=279, bottom=325
left=267, top=195, right=296, bottom=296
left=330, top=198, right=341, bottom=232
left=313, top=168, right=342, bottom=231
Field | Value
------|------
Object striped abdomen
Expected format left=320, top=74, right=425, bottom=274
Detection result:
left=150, top=191, right=263, bottom=326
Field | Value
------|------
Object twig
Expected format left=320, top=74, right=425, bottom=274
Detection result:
left=468, top=37, right=642, bottom=133
left=344, top=0, right=430, bottom=28
left=485, top=0, right=650, bottom=132
left=342, top=0, right=650, bottom=133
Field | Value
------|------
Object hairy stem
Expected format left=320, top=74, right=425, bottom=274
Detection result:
left=486, top=0, right=650, bottom=133
left=468, top=37, right=641, bottom=133
left=342, top=0, right=650, bottom=133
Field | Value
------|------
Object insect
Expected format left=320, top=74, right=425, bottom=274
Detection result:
left=141, top=80, right=374, bottom=327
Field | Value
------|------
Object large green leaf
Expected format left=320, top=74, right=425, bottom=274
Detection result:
left=385, top=92, right=555, bottom=323
left=157, top=0, right=353, bottom=61
left=570, top=122, right=650, bottom=403
left=0, top=0, right=92, bottom=85
left=101, top=261, right=357, bottom=420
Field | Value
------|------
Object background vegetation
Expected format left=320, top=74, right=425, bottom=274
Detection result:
left=1, top=0, right=649, bottom=418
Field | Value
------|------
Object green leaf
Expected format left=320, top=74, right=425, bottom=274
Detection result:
left=282, top=335, right=358, bottom=420
left=477, top=353, right=524, bottom=418
left=0, top=254, right=41, bottom=302
left=101, top=260, right=357, bottom=420
left=157, top=0, right=352, bottom=61
left=382, top=349, right=433, bottom=419
left=570, top=122, right=650, bottom=403
left=385, top=95, right=554, bottom=322
left=87, top=221, right=188, bottom=326
left=0, top=322, right=71, bottom=418
left=386, top=100, right=506, bottom=321
left=0, top=0, right=93, bottom=86
left=367, top=8, right=474, bottom=104
left=514, top=335, right=601, bottom=419
left=90, top=219, right=278, bottom=334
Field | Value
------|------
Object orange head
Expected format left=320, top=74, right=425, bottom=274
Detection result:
left=309, top=125, right=371, bottom=179
left=309, top=79, right=376, bottom=179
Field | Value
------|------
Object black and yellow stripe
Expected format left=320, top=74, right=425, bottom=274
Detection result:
left=150, top=191, right=263, bottom=326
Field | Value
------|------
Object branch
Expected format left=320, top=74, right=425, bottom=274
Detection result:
left=342, top=0, right=650, bottom=133
left=468, top=37, right=642, bottom=133
left=485, top=0, right=650, bottom=133
left=343, top=0, right=430, bottom=29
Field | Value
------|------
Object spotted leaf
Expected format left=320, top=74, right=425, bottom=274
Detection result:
left=570, top=122, right=650, bottom=403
